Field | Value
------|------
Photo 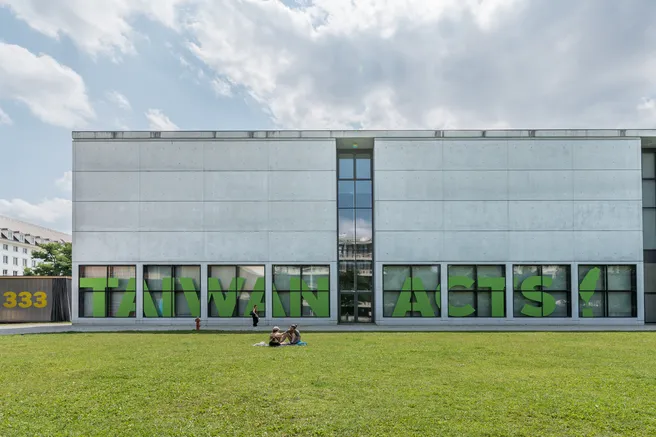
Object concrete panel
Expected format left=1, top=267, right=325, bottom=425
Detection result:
left=75, top=202, right=138, bottom=231
left=573, top=171, right=641, bottom=200
left=443, top=232, right=509, bottom=261
left=203, top=141, right=269, bottom=170
left=204, top=172, right=268, bottom=201
left=139, top=232, right=205, bottom=262
left=269, top=232, right=336, bottom=262
left=74, top=142, right=139, bottom=171
left=374, top=140, right=442, bottom=171
left=204, top=202, right=268, bottom=231
left=509, top=201, right=574, bottom=231
left=269, top=140, right=335, bottom=171
left=375, top=171, right=442, bottom=201
left=444, top=201, right=508, bottom=231
left=74, top=172, right=140, bottom=201
left=573, top=140, right=640, bottom=170
left=508, top=140, right=573, bottom=170
left=269, top=201, right=336, bottom=231
left=269, top=171, right=335, bottom=201
left=140, top=202, right=204, bottom=231
left=444, top=171, right=507, bottom=201
left=139, top=141, right=204, bottom=171
left=508, top=232, right=574, bottom=262
left=375, top=201, right=443, bottom=231
left=508, top=171, right=572, bottom=200
left=205, top=232, right=269, bottom=262
left=376, top=231, right=442, bottom=262
left=140, top=172, right=203, bottom=201
left=443, top=140, right=507, bottom=170
left=574, top=231, right=643, bottom=261
left=574, top=201, right=642, bottom=231
left=73, top=232, right=138, bottom=262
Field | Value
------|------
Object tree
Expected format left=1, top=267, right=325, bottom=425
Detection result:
left=23, top=242, right=72, bottom=277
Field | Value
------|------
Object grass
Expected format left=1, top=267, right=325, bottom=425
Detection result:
left=2, top=332, right=656, bottom=436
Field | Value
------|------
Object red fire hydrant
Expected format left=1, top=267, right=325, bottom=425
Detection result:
left=195, top=317, right=201, bottom=331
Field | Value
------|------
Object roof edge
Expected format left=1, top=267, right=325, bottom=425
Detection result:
left=72, top=129, right=656, bottom=140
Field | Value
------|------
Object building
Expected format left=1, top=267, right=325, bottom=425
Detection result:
left=0, top=215, right=71, bottom=276
left=71, top=129, right=656, bottom=327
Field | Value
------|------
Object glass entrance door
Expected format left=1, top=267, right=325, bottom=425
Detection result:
left=337, top=150, right=373, bottom=323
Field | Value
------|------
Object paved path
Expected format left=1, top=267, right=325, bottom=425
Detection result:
left=2, top=322, right=656, bottom=335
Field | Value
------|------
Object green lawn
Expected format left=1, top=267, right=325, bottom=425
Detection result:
left=2, top=332, right=656, bottom=436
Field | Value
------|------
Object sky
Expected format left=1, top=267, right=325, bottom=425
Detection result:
left=0, top=0, right=655, bottom=234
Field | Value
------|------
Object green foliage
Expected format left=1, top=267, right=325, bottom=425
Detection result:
left=2, top=332, right=656, bottom=436
left=22, top=242, right=71, bottom=277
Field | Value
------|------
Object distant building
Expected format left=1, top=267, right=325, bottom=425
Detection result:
left=0, top=215, right=71, bottom=276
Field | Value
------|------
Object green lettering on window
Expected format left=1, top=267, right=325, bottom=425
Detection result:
left=520, top=276, right=556, bottom=317
left=579, top=267, right=601, bottom=318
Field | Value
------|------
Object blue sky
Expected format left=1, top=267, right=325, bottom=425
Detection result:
left=0, top=0, right=655, bottom=233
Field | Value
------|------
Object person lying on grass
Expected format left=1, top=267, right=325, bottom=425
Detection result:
left=280, top=324, right=301, bottom=345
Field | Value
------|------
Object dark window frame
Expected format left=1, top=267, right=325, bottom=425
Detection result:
left=578, top=264, right=637, bottom=318
left=512, top=264, right=571, bottom=318
left=143, top=264, right=201, bottom=318
left=272, top=264, right=331, bottom=318
left=78, top=264, right=137, bottom=318
left=207, top=264, right=266, bottom=318
left=448, top=264, right=507, bottom=318
left=337, top=150, right=374, bottom=323
left=382, top=264, right=441, bottom=318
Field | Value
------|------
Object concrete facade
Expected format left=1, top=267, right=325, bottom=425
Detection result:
left=71, top=129, right=654, bottom=328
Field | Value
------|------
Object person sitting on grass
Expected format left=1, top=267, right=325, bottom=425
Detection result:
left=269, top=326, right=283, bottom=347
left=281, top=324, right=301, bottom=345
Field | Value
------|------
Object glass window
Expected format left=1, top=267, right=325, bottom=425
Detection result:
left=449, top=265, right=506, bottom=318
left=355, top=209, right=372, bottom=242
left=355, top=181, right=372, bottom=208
left=2, top=244, right=7, bottom=250
left=645, top=263, right=656, bottom=294
left=643, top=152, right=655, bottom=179
left=579, top=265, right=636, bottom=317
left=207, top=265, right=265, bottom=318
left=2, top=256, right=7, bottom=264
left=338, top=181, right=355, bottom=208
left=22, top=259, right=27, bottom=267
left=643, top=180, right=656, bottom=207
left=355, top=156, right=371, bottom=179
left=513, top=265, right=570, bottom=318
left=273, top=265, right=330, bottom=317
left=79, top=265, right=136, bottom=318
left=13, top=246, right=17, bottom=252
left=644, top=209, right=656, bottom=250
left=338, top=154, right=354, bottom=179
left=2, top=270, right=6, bottom=275
left=383, top=265, right=440, bottom=317
left=338, top=209, right=355, bottom=244
left=143, top=265, right=200, bottom=318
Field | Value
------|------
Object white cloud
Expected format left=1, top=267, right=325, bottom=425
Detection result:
left=0, top=198, right=72, bottom=233
left=4, top=0, right=656, bottom=129
left=0, top=0, right=187, bottom=60
left=55, top=171, right=72, bottom=192
left=145, top=109, right=179, bottom=130
left=211, top=77, right=232, bottom=97
left=0, top=43, right=95, bottom=128
left=106, top=90, right=132, bottom=111
left=177, top=0, right=656, bottom=129
left=0, top=106, right=12, bottom=125
left=0, top=170, right=74, bottom=233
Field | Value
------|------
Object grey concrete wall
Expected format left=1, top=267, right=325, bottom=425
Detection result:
left=73, top=140, right=337, bottom=264
left=374, top=138, right=643, bottom=263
